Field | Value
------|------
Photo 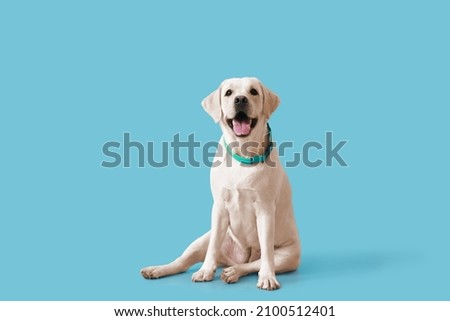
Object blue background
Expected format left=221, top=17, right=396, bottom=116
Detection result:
left=1, top=0, right=449, bottom=300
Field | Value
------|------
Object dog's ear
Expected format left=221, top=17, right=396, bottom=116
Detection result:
left=262, top=84, right=280, bottom=119
left=201, top=88, right=222, bottom=123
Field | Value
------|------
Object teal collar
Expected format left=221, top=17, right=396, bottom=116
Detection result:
left=222, top=123, right=273, bottom=165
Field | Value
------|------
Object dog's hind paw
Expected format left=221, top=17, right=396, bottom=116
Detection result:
left=141, top=266, right=166, bottom=279
left=221, top=266, right=242, bottom=284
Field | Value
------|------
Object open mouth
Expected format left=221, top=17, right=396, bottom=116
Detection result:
left=227, top=111, right=258, bottom=137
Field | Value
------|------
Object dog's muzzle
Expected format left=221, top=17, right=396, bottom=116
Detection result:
left=227, top=111, right=258, bottom=137
left=226, top=95, right=258, bottom=137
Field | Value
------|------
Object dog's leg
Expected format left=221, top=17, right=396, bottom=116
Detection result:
left=192, top=203, right=228, bottom=282
left=255, top=210, right=280, bottom=290
left=141, top=231, right=209, bottom=279
left=221, top=242, right=300, bottom=288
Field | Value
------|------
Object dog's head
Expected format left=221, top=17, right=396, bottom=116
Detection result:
left=201, top=77, right=280, bottom=139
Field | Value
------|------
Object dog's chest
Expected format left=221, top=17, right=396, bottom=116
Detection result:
left=216, top=165, right=262, bottom=212
left=211, top=157, right=280, bottom=247
left=221, top=186, right=257, bottom=213
left=221, top=187, right=259, bottom=247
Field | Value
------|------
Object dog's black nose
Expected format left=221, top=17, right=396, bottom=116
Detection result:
left=234, top=95, right=248, bottom=107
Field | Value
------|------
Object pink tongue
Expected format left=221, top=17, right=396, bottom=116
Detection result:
left=232, top=118, right=251, bottom=136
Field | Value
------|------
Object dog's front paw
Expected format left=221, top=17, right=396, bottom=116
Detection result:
left=192, top=269, right=215, bottom=282
left=257, top=274, right=281, bottom=291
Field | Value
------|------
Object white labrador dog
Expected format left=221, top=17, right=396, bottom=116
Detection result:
left=141, top=77, right=300, bottom=290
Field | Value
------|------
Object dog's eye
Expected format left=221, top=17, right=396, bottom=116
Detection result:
left=250, top=88, right=258, bottom=96
left=225, top=89, right=232, bottom=97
